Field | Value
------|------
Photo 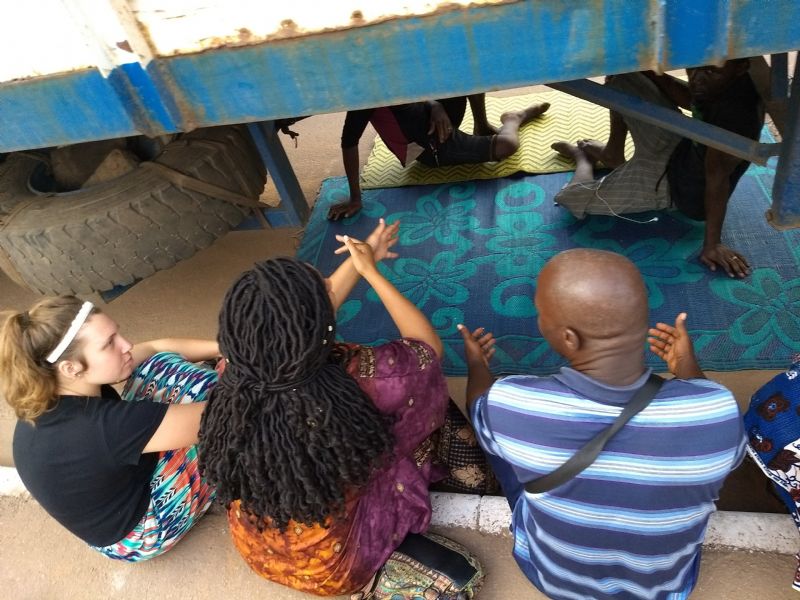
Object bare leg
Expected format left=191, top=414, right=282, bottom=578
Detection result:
left=550, top=142, right=595, bottom=184
left=468, top=94, right=499, bottom=136
left=575, top=140, right=607, bottom=164
left=328, top=145, right=363, bottom=220
left=577, top=110, right=628, bottom=168
left=493, top=102, right=551, bottom=159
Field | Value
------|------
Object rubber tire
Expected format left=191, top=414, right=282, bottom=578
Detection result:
left=0, top=125, right=266, bottom=295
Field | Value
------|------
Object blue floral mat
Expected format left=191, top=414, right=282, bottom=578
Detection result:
left=298, top=153, right=797, bottom=375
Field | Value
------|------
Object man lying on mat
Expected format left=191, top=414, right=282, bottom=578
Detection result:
left=328, top=93, right=550, bottom=220
left=551, top=58, right=764, bottom=278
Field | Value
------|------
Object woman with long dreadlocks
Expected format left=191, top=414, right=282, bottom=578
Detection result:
left=199, top=234, right=453, bottom=595
left=0, top=220, right=402, bottom=564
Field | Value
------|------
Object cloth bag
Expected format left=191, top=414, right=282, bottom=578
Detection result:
left=351, top=532, right=484, bottom=600
left=743, top=358, right=800, bottom=592
left=433, top=401, right=499, bottom=495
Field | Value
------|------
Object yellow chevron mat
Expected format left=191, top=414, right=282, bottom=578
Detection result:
left=360, top=90, right=635, bottom=189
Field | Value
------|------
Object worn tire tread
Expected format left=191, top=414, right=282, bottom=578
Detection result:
left=0, top=125, right=265, bottom=295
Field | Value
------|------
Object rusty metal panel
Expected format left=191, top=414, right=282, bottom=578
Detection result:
left=0, top=71, right=136, bottom=152
left=663, top=0, right=800, bottom=69
left=1, top=1, right=799, bottom=151
left=158, top=1, right=661, bottom=127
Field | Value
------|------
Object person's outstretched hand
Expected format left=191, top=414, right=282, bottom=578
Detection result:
left=428, top=101, right=454, bottom=144
left=648, top=312, right=704, bottom=379
left=458, top=324, right=496, bottom=369
left=364, top=218, right=400, bottom=262
left=334, top=235, right=379, bottom=277
left=328, top=199, right=363, bottom=221
left=700, top=243, right=750, bottom=278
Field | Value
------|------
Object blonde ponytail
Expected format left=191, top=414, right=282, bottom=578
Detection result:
left=0, top=296, right=99, bottom=422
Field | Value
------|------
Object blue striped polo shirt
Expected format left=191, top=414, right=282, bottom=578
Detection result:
left=471, top=367, right=745, bottom=600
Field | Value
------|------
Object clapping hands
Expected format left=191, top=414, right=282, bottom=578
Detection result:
left=334, top=235, right=378, bottom=277
left=364, top=218, right=400, bottom=262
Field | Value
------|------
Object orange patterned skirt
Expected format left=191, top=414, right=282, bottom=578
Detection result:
left=227, top=495, right=369, bottom=596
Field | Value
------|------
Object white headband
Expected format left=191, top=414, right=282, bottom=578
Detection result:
left=46, top=301, right=94, bottom=364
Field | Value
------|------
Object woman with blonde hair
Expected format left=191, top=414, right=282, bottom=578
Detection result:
left=1, top=296, right=220, bottom=561
left=1, top=219, right=401, bottom=563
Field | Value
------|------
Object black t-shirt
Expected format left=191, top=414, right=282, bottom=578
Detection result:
left=13, top=385, right=168, bottom=546
left=667, top=72, right=765, bottom=220
left=341, top=104, right=432, bottom=150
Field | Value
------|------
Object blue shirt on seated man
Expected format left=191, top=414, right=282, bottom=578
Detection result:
left=458, top=248, right=745, bottom=600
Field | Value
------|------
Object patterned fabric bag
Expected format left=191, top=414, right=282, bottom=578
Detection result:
left=743, top=356, right=800, bottom=592
left=433, top=401, right=499, bottom=495
left=351, top=532, right=484, bottom=600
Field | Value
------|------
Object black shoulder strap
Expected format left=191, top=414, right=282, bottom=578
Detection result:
left=524, top=374, right=664, bottom=495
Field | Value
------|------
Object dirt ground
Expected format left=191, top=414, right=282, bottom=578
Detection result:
left=0, top=495, right=796, bottom=600
left=0, top=92, right=798, bottom=597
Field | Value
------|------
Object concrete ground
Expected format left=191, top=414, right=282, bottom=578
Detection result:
left=1, top=495, right=796, bottom=600
left=1, top=87, right=798, bottom=598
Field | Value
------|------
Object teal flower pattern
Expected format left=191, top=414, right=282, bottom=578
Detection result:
left=430, top=306, right=465, bottom=337
left=482, top=212, right=557, bottom=278
left=431, top=307, right=469, bottom=370
left=490, top=276, right=537, bottom=317
left=390, top=184, right=478, bottom=250
left=571, top=224, right=704, bottom=309
left=336, top=299, right=362, bottom=328
left=711, top=269, right=800, bottom=348
left=370, top=253, right=476, bottom=308
left=302, top=134, right=791, bottom=375
left=494, top=181, right=546, bottom=212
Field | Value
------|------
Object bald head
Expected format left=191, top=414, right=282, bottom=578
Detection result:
left=536, top=249, right=648, bottom=343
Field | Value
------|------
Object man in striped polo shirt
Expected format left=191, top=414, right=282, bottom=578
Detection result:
left=458, top=249, right=745, bottom=600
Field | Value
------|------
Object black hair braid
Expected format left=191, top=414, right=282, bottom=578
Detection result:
left=199, top=257, right=394, bottom=531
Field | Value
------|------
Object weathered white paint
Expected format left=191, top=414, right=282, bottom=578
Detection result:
left=0, top=1, right=141, bottom=83
left=131, top=0, right=502, bottom=56
left=0, top=1, right=500, bottom=83
left=0, top=2, right=94, bottom=82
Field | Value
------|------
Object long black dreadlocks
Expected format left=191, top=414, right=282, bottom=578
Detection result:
left=199, top=257, right=394, bottom=531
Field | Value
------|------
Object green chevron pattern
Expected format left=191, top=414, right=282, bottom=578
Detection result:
left=360, top=90, right=636, bottom=190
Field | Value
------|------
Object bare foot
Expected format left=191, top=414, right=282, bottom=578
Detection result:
left=577, top=139, right=624, bottom=168
left=551, top=141, right=582, bottom=161
left=500, top=102, right=551, bottom=126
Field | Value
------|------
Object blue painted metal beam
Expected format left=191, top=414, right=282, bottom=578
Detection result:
left=768, top=60, right=800, bottom=229
left=0, top=70, right=135, bottom=152
left=1, top=1, right=798, bottom=228
left=246, top=122, right=308, bottom=226
left=771, top=53, right=789, bottom=100
left=549, top=79, right=780, bottom=165
left=162, top=0, right=800, bottom=129
left=2, top=1, right=799, bottom=151
left=106, top=63, right=182, bottom=138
